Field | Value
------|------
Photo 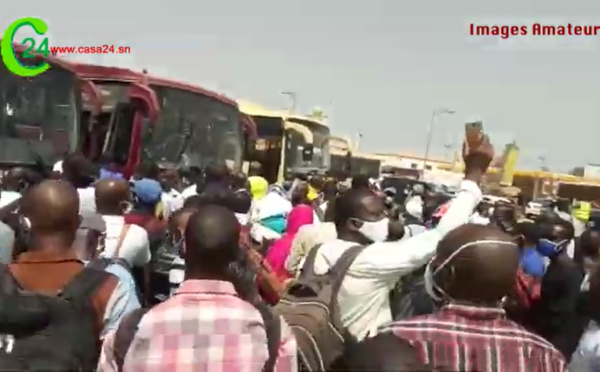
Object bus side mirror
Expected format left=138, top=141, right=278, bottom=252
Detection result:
left=345, top=151, right=353, bottom=172
left=302, top=144, right=314, bottom=162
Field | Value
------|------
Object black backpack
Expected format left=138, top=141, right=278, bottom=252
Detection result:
left=274, top=244, right=366, bottom=371
left=0, top=265, right=110, bottom=370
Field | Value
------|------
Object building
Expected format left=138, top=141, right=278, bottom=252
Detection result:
left=376, top=152, right=453, bottom=171
left=584, top=164, right=600, bottom=180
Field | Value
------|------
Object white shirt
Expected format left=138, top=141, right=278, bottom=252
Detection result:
left=569, top=320, right=600, bottom=371
left=0, top=191, right=21, bottom=208
left=161, top=189, right=184, bottom=219
left=181, top=184, right=198, bottom=199
left=249, top=223, right=282, bottom=243
left=401, top=224, right=427, bottom=240
left=250, top=192, right=292, bottom=222
left=168, top=255, right=185, bottom=296
left=53, top=160, right=63, bottom=173
left=77, top=187, right=97, bottom=215
left=311, top=180, right=482, bottom=340
left=405, top=195, right=423, bottom=220
left=100, top=215, right=151, bottom=267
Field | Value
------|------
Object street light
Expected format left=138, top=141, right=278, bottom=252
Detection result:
left=281, top=91, right=297, bottom=113
left=422, top=108, right=455, bottom=174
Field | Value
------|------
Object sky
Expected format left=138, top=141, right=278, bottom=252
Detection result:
left=2, top=0, right=600, bottom=172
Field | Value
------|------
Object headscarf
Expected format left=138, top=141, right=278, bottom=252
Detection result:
left=265, top=204, right=314, bottom=281
left=248, top=176, right=268, bottom=200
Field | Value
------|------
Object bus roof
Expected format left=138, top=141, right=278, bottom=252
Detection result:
left=71, top=63, right=257, bottom=137
left=237, top=99, right=328, bottom=127
left=70, top=63, right=237, bottom=108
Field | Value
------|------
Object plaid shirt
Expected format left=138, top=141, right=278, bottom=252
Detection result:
left=381, top=303, right=566, bottom=372
left=98, top=280, right=297, bottom=372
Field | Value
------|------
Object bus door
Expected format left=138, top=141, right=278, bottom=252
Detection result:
left=102, top=82, right=158, bottom=178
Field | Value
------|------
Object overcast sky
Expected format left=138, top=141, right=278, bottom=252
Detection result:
left=3, top=0, right=599, bottom=171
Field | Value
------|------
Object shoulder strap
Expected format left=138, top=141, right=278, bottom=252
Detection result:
left=0, top=264, right=20, bottom=294
left=59, top=267, right=111, bottom=302
left=255, top=302, right=281, bottom=372
left=297, top=243, right=323, bottom=280
left=87, top=257, right=110, bottom=271
left=114, top=307, right=150, bottom=372
left=329, top=245, right=367, bottom=294
left=113, top=224, right=131, bottom=258
left=113, top=257, right=132, bottom=272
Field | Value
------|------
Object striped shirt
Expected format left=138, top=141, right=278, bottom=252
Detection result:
left=381, top=303, right=566, bottom=372
left=168, top=255, right=185, bottom=296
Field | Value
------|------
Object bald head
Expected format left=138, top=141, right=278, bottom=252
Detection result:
left=95, top=179, right=130, bottom=214
left=23, top=180, right=80, bottom=233
left=433, top=224, right=520, bottom=305
left=184, top=205, right=240, bottom=276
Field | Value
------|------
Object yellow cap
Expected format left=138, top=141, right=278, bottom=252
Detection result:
left=249, top=176, right=268, bottom=200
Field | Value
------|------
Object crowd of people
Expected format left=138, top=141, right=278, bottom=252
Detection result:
left=0, top=138, right=598, bottom=371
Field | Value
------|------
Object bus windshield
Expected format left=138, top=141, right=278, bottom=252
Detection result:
left=287, top=118, right=330, bottom=170
left=310, top=124, right=330, bottom=169
left=0, top=61, right=78, bottom=165
left=147, top=86, right=242, bottom=170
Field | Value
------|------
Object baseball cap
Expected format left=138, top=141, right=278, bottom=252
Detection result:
left=99, top=168, right=124, bottom=180
left=133, top=178, right=162, bottom=204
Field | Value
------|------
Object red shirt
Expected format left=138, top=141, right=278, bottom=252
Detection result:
left=124, top=213, right=165, bottom=238
left=383, top=303, right=566, bottom=372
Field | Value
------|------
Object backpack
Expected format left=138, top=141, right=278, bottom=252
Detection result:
left=88, top=257, right=132, bottom=273
left=112, top=303, right=281, bottom=372
left=274, top=244, right=366, bottom=371
left=0, top=265, right=110, bottom=370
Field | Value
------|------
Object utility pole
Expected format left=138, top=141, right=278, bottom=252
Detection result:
left=422, top=108, right=455, bottom=174
left=281, top=91, right=297, bottom=113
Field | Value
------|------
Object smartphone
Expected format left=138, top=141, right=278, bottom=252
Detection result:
left=465, top=121, right=484, bottom=149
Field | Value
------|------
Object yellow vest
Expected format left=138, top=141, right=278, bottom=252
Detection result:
left=574, top=201, right=591, bottom=222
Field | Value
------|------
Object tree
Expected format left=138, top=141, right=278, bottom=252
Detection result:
left=569, top=166, right=585, bottom=177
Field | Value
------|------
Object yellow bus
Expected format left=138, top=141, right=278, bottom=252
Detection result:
left=238, top=100, right=330, bottom=183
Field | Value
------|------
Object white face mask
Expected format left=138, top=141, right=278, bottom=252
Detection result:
left=424, top=259, right=444, bottom=302
left=423, top=239, right=518, bottom=303
left=354, top=217, right=389, bottom=243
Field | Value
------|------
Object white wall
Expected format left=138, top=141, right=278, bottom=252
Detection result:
left=584, top=164, right=600, bottom=180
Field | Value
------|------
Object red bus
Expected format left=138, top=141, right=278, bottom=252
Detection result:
left=0, top=43, right=256, bottom=177
left=0, top=43, right=104, bottom=168
left=71, top=64, right=256, bottom=177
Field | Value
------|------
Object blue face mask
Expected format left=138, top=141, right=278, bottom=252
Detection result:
left=537, top=238, right=568, bottom=258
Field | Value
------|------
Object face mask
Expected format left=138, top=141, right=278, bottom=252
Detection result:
left=121, top=201, right=133, bottom=214
left=424, top=259, right=444, bottom=302
left=354, top=217, right=389, bottom=243
left=537, top=238, right=568, bottom=258
left=424, top=239, right=518, bottom=303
